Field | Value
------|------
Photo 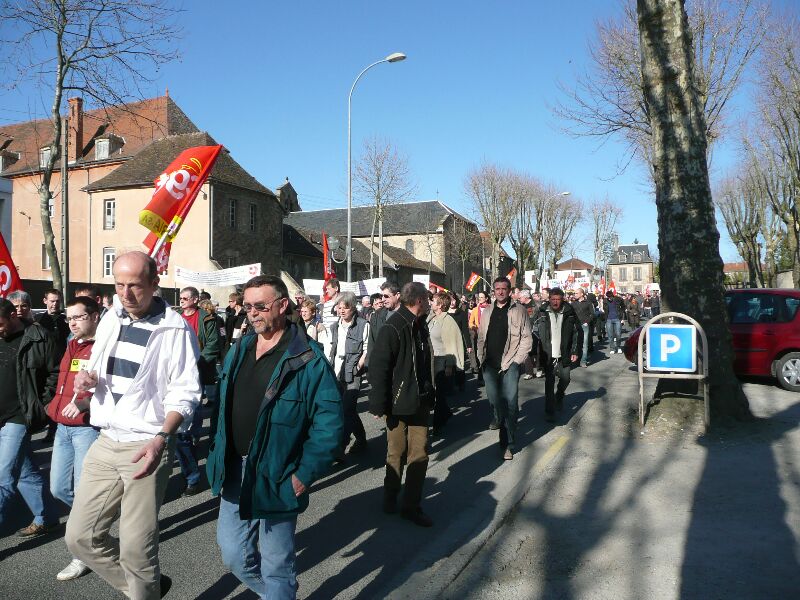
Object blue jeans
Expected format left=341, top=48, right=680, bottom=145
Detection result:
left=580, top=324, right=590, bottom=364
left=217, top=457, right=298, bottom=599
left=606, top=319, right=622, bottom=351
left=482, top=362, right=521, bottom=452
left=0, top=421, right=57, bottom=526
left=176, top=407, right=204, bottom=486
left=50, top=424, right=99, bottom=507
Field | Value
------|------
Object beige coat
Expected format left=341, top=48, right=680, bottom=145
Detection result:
left=476, top=301, right=533, bottom=371
left=427, top=312, right=465, bottom=372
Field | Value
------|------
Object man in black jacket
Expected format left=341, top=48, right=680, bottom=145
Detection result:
left=571, top=288, right=595, bottom=367
left=537, top=288, right=582, bottom=423
left=366, top=281, right=401, bottom=366
left=0, top=298, right=59, bottom=537
left=368, top=282, right=434, bottom=527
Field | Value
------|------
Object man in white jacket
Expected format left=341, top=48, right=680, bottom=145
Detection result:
left=65, top=251, right=201, bottom=600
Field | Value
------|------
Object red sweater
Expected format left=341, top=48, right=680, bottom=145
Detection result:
left=46, top=337, right=95, bottom=426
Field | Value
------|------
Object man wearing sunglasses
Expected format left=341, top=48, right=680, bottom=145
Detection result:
left=367, top=281, right=401, bottom=365
left=207, top=275, right=342, bottom=599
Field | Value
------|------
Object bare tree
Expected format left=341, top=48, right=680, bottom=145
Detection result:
left=714, top=172, right=765, bottom=287
left=448, top=216, right=480, bottom=292
left=464, top=163, right=521, bottom=280
left=555, top=0, right=767, bottom=173
left=540, top=193, right=583, bottom=275
left=353, top=135, right=416, bottom=278
left=589, top=197, right=623, bottom=281
left=751, top=18, right=800, bottom=287
left=0, top=0, right=181, bottom=293
left=637, top=0, right=751, bottom=419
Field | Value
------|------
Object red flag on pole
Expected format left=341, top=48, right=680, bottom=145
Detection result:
left=608, top=279, right=617, bottom=294
left=322, top=231, right=336, bottom=282
left=465, top=272, right=481, bottom=291
left=507, top=267, right=517, bottom=283
left=0, top=232, right=23, bottom=298
left=429, top=282, right=450, bottom=294
left=139, top=145, right=223, bottom=272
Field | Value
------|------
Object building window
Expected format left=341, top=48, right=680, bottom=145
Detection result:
left=633, top=253, right=642, bottom=262
left=39, top=147, right=52, bottom=168
left=633, top=267, right=641, bottom=281
left=103, top=247, right=115, bottom=277
left=405, top=239, right=415, bottom=254
left=48, top=198, right=54, bottom=218
left=229, top=199, right=237, bottom=229
left=95, top=139, right=109, bottom=160
left=249, top=203, right=256, bottom=232
left=41, top=244, right=51, bottom=270
left=618, top=253, right=627, bottom=263
left=619, top=267, right=627, bottom=281
left=104, top=199, right=116, bottom=229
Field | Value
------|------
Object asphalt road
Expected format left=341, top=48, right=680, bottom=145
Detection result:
left=0, top=346, right=627, bottom=600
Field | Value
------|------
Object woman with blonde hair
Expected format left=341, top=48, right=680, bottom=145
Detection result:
left=300, top=299, right=326, bottom=342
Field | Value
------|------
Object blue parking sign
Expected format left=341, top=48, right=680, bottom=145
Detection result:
left=646, top=324, right=697, bottom=372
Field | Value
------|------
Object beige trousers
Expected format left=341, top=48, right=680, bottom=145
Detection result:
left=385, top=406, right=430, bottom=510
left=65, top=433, right=174, bottom=600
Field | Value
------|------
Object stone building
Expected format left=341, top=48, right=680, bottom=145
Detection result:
left=606, top=243, right=655, bottom=293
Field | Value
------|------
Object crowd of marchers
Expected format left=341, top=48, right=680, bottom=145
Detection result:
left=0, top=252, right=656, bottom=599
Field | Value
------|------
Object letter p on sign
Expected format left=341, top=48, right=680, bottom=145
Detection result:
left=646, top=324, right=696, bottom=372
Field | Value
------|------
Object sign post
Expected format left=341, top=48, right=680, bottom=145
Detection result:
left=637, top=312, right=709, bottom=428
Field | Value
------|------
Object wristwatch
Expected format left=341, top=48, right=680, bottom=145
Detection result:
left=155, top=431, right=171, bottom=442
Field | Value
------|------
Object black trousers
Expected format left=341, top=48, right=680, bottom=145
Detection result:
left=543, top=358, right=571, bottom=415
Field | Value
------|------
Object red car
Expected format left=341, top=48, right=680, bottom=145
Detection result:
left=624, top=289, right=800, bottom=391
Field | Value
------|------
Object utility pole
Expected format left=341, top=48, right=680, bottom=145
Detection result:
left=60, top=116, right=69, bottom=298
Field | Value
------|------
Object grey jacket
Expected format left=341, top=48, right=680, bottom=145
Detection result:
left=329, top=315, right=368, bottom=387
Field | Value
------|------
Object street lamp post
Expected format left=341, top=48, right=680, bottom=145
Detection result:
left=347, top=52, right=406, bottom=282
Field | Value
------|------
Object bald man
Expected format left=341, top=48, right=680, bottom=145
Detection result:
left=65, top=251, right=201, bottom=599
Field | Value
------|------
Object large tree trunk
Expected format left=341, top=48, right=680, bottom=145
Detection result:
left=637, top=0, right=751, bottom=420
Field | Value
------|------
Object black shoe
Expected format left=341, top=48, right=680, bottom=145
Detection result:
left=160, top=574, right=173, bottom=598
left=401, top=507, right=433, bottom=527
left=383, top=494, right=398, bottom=514
left=182, top=484, right=202, bottom=497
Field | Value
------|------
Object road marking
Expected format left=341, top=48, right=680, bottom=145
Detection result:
left=532, top=434, right=570, bottom=476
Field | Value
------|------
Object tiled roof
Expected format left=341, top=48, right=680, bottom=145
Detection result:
left=0, top=95, right=198, bottom=176
left=84, top=132, right=273, bottom=196
left=609, top=244, right=653, bottom=264
left=285, top=200, right=471, bottom=237
left=556, top=257, right=594, bottom=271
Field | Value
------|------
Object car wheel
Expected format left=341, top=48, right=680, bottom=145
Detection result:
left=777, top=353, right=800, bottom=392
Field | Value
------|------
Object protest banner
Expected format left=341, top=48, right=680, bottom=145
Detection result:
left=174, top=263, right=261, bottom=287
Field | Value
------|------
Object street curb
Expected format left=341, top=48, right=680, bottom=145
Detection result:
left=384, top=362, right=628, bottom=600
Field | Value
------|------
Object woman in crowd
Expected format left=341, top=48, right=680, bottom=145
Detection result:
left=300, top=299, right=327, bottom=343
left=428, top=292, right=465, bottom=432
left=328, top=292, right=370, bottom=455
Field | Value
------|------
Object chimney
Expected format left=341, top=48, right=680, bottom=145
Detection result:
left=67, top=97, right=83, bottom=162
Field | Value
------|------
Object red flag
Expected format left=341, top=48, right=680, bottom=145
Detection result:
left=139, top=145, right=223, bottom=239
left=322, top=231, right=336, bottom=282
left=599, top=276, right=606, bottom=296
left=429, top=282, right=450, bottom=294
left=608, top=279, right=617, bottom=294
left=507, top=267, right=517, bottom=283
left=0, top=232, right=23, bottom=298
left=143, top=232, right=172, bottom=275
left=465, top=272, right=481, bottom=291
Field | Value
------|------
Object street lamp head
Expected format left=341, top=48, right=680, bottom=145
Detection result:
left=385, top=52, right=407, bottom=63
left=560, top=191, right=570, bottom=196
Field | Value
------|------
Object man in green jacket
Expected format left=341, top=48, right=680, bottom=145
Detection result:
left=206, top=275, right=342, bottom=599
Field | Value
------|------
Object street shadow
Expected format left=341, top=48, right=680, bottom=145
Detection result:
left=679, top=401, right=800, bottom=597
left=196, top=573, right=258, bottom=600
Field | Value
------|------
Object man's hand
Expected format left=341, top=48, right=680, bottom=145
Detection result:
left=74, top=370, right=98, bottom=393
left=291, top=474, right=306, bottom=497
left=570, top=354, right=578, bottom=363
left=357, top=356, right=366, bottom=372
left=131, top=436, right=167, bottom=480
left=61, top=401, right=81, bottom=419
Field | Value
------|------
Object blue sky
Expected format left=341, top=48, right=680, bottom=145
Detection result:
left=2, top=0, right=769, bottom=263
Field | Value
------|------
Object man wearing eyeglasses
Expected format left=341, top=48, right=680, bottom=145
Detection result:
left=66, top=251, right=201, bottom=599
left=367, top=281, right=400, bottom=365
left=0, top=298, right=59, bottom=540
left=207, top=275, right=342, bottom=599
left=176, top=286, right=221, bottom=496
left=45, top=296, right=102, bottom=581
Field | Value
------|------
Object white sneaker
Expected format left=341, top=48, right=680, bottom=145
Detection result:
left=617, top=349, right=624, bottom=354
left=57, top=558, right=90, bottom=581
